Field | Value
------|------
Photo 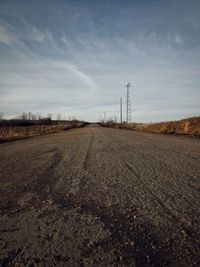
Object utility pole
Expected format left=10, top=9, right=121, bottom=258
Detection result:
left=125, top=82, right=131, bottom=123
left=120, top=96, right=122, bottom=126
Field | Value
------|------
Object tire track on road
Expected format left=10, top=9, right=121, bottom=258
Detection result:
left=82, top=130, right=94, bottom=171
left=107, top=139, right=200, bottom=247
left=64, top=130, right=94, bottom=196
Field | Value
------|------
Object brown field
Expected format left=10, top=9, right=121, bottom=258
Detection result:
left=0, top=122, right=86, bottom=143
left=102, top=116, right=200, bottom=137
left=140, top=116, right=200, bottom=137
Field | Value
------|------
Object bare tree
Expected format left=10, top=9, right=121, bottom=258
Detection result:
left=31, top=113, right=37, bottom=120
left=47, top=113, right=52, bottom=120
left=35, top=113, right=42, bottom=120
left=28, top=112, right=32, bottom=120
left=21, top=112, right=27, bottom=120
left=56, top=113, right=62, bottom=121
left=0, top=112, right=4, bottom=120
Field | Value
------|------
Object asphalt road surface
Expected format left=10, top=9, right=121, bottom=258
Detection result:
left=0, top=125, right=200, bottom=266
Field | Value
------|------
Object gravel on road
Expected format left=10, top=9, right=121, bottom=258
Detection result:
left=0, top=125, right=200, bottom=266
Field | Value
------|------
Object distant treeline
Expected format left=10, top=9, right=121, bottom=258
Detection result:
left=0, top=112, right=81, bottom=127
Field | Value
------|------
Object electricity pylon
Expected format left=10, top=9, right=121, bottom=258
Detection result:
left=125, top=82, right=131, bottom=123
left=120, top=96, right=122, bottom=125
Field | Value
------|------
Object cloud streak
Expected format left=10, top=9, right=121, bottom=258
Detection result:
left=32, top=26, right=51, bottom=43
left=55, top=62, right=98, bottom=92
left=0, top=24, right=16, bottom=46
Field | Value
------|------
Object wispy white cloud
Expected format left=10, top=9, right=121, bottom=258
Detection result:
left=175, top=34, right=183, bottom=44
left=0, top=24, right=16, bottom=46
left=61, top=36, right=70, bottom=47
left=32, top=27, right=51, bottom=42
left=54, top=61, right=98, bottom=92
left=22, top=19, right=53, bottom=44
left=0, top=55, right=99, bottom=119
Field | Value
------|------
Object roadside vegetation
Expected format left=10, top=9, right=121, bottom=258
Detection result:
left=101, top=116, right=200, bottom=137
left=0, top=112, right=87, bottom=143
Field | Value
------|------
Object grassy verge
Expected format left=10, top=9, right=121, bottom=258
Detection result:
left=101, top=116, right=200, bottom=137
left=0, top=121, right=87, bottom=143
left=139, top=117, right=200, bottom=137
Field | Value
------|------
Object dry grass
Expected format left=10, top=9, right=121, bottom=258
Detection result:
left=101, top=121, right=142, bottom=129
left=101, top=116, right=200, bottom=137
left=140, top=117, right=200, bottom=137
left=0, top=122, right=85, bottom=143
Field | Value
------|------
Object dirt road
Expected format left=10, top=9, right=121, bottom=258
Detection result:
left=0, top=125, right=200, bottom=266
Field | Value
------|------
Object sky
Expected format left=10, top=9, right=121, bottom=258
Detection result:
left=0, top=0, right=200, bottom=122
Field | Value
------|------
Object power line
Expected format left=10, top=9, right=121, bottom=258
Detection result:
left=147, top=39, right=200, bottom=81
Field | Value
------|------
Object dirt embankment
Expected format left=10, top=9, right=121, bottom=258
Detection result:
left=101, top=116, right=200, bottom=137
left=0, top=121, right=87, bottom=143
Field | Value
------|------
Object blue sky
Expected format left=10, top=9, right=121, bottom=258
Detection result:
left=0, top=0, right=200, bottom=122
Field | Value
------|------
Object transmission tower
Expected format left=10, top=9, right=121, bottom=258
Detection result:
left=125, top=82, right=131, bottom=123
